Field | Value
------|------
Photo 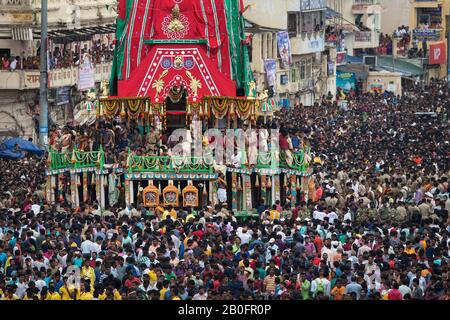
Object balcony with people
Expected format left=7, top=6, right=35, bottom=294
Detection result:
left=0, top=36, right=114, bottom=90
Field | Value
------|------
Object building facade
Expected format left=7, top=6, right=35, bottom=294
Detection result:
left=0, top=0, right=116, bottom=139
left=327, top=0, right=382, bottom=57
left=245, top=0, right=335, bottom=107
left=409, top=0, right=449, bottom=81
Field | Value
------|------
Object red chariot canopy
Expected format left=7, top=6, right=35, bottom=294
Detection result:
left=117, top=0, right=234, bottom=90
left=118, top=44, right=236, bottom=102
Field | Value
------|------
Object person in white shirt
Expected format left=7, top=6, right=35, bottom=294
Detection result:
left=357, top=242, right=371, bottom=257
left=321, top=240, right=335, bottom=263
left=193, top=287, right=208, bottom=300
left=399, top=279, right=412, bottom=298
left=230, top=149, right=242, bottom=168
left=15, top=278, right=28, bottom=299
left=343, top=210, right=352, bottom=223
left=9, top=57, right=18, bottom=71
left=58, top=249, right=68, bottom=268
left=313, top=210, right=326, bottom=221
left=31, top=203, right=41, bottom=216
left=90, top=237, right=103, bottom=254
left=327, top=211, right=338, bottom=224
left=80, top=238, right=95, bottom=257
left=237, top=227, right=252, bottom=245
left=139, top=274, right=157, bottom=293
left=217, top=187, right=227, bottom=204
left=35, top=275, right=47, bottom=292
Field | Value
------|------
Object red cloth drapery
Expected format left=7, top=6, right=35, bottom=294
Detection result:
left=120, top=0, right=232, bottom=82
left=118, top=44, right=236, bottom=101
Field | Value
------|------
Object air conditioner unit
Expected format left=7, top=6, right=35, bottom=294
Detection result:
left=363, top=55, right=377, bottom=67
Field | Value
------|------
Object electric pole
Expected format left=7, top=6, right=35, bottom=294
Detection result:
left=39, top=0, right=48, bottom=148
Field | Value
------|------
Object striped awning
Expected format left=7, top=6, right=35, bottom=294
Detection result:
left=12, top=27, right=33, bottom=41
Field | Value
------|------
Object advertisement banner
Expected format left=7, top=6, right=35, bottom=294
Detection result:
left=56, top=86, right=71, bottom=106
left=336, top=71, right=356, bottom=92
left=78, top=58, right=95, bottom=91
left=336, top=51, right=347, bottom=65
left=412, top=29, right=440, bottom=40
left=429, top=42, right=446, bottom=65
left=277, top=31, right=292, bottom=69
left=264, top=59, right=277, bottom=90
left=327, top=62, right=334, bottom=76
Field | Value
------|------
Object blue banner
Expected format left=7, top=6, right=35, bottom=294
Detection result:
left=264, top=59, right=277, bottom=91
left=277, top=31, right=292, bottom=69
left=336, top=71, right=356, bottom=92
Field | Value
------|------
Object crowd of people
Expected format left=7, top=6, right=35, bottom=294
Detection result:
left=48, top=40, right=114, bottom=70
left=0, top=78, right=449, bottom=300
left=0, top=36, right=114, bottom=72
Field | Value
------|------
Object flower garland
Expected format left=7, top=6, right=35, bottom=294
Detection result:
left=100, top=99, right=119, bottom=120
left=206, top=97, right=229, bottom=119
left=126, top=98, right=146, bottom=120
left=236, top=99, right=252, bottom=120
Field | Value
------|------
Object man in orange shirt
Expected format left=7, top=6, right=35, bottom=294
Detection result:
left=331, top=280, right=345, bottom=300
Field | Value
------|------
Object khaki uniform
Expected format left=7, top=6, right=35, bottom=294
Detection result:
left=360, top=197, right=371, bottom=207
left=418, top=203, right=432, bottom=219
left=298, top=207, right=310, bottom=220
left=367, top=208, right=377, bottom=220
left=379, top=206, right=391, bottom=223
left=355, top=208, right=370, bottom=224
left=325, top=196, right=338, bottom=207
left=395, top=206, right=408, bottom=223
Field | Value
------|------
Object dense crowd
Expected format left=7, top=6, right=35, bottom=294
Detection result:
left=0, top=37, right=114, bottom=72
left=0, top=79, right=449, bottom=300
left=48, top=41, right=114, bottom=70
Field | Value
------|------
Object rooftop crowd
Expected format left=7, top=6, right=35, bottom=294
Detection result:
left=0, top=79, right=449, bottom=300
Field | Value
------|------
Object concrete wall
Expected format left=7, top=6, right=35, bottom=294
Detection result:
left=243, top=0, right=287, bottom=29
left=0, top=0, right=117, bottom=36
left=0, top=90, right=37, bottom=139
left=380, top=0, right=411, bottom=35
left=0, top=39, right=34, bottom=57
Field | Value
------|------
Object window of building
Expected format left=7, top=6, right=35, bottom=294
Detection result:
left=290, top=67, right=297, bottom=83
left=300, top=60, right=306, bottom=79
left=306, top=57, right=312, bottom=79
left=300, top=11, right=325, bottom=33
left=261, top=34, right=265, bottom=59
left=299, top=58, right=312, bottom=80
left=301, top=12, right=312, bottom=33
left=0, top=48, right=11, bottom=59
left=288, top=13, right=298, bottom=35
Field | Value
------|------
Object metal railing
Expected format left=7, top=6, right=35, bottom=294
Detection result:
left=355, top=31, right=373, bottom=42
left=49, top=146, right=311, bottom=173
left=127, top=151, right=214, bottom=173
left=354, top=0, right=381, bottom=4
left=257, top=147, right=311, bottom=172
left=49, top=146, right=104, bottom=170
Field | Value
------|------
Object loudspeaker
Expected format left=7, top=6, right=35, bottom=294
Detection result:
left=236, top=87, right=245, bottom=97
